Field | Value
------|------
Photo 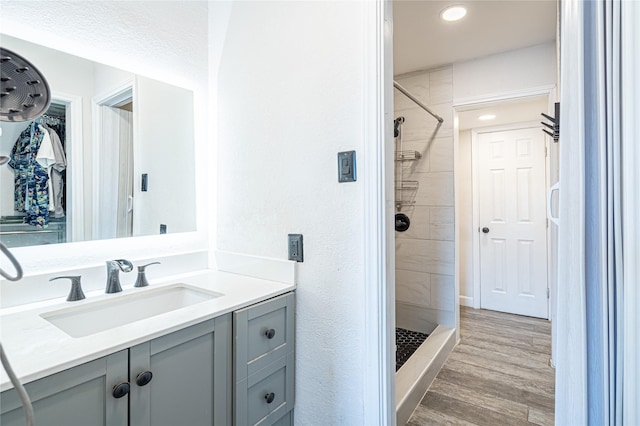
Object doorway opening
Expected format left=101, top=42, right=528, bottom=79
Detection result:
left=387, top=1, right=558, bottom=423
left=93, top=85, right=134, bottom=240
left=456, top=94, right=554, bottom=319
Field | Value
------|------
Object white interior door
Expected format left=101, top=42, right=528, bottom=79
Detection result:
left=478, top=127, right=548, bottom=318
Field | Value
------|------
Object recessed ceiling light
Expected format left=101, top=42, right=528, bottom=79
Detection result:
left=441, top=5, right=467, bottom=22
left=478, top=114, right=496, bottom=121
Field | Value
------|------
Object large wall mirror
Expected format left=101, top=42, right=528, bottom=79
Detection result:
left=0, top=34, right=196, bottom=248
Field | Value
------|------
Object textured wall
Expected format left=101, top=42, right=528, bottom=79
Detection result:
left=394, top=66, right=455, bottom=331
left=215, top=2, right=367, bottom=423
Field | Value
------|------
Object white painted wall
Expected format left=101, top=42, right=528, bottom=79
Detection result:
left=457, top=130, right=474, bottom=304
left=134, top=76, right=195, bottom=236
left=453, top=42, right=556, bottom=105
left=214, top=1, right=368, bottom=423
left=0, top=1, right=208, bottom=278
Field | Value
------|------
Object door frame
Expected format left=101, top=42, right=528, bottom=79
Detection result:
left=91, top=78, right=135, bottom=240
left=362, top=0, right=395, bottom=424
left=452, top=88, right=555, bottom=318
left=471, top=121, right=549, bottom=317
left=51, top=91, right=84, bottom=243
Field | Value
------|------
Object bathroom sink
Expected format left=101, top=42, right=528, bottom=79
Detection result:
left=40, top=284, right=223, bottom=338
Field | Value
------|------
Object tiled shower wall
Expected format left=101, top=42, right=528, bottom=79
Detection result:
left=394, top=66, right=455, bottom=331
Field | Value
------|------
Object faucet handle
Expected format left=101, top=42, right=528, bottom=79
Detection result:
left=50, top=276, right=86, bottom=302
left=134, top=262, right=161, bottom=288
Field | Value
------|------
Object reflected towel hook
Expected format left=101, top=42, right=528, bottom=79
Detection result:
left=0, top=242, right=23, bottom=281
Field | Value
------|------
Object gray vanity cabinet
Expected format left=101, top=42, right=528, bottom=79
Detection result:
left=1, top=291, right=295, bottom=426
left=129, top=314, right=231, bottom=426
left=0, top=350, right=129, bottom=426
left=0, top=315, right=231, bottom=426
left=234, top=292, right=295, bottom=426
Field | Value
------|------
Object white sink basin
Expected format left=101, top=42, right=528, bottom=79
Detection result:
left=40, top=284, right=223, bottom=338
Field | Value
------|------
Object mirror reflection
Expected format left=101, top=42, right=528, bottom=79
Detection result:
left=0, top=34, right=196, bottom=248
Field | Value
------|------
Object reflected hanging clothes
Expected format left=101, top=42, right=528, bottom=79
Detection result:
left=8, top=122, right=50, bottom=227
left=42, top=124, right=66, bottom=218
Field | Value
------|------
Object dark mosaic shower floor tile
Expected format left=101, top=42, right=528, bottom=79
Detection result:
left=396, top=327, right=429, bottom=371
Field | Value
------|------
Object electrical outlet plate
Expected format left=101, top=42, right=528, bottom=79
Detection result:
left=288, top=234, right=303, bottom=262
left=338, top=151, right=356, bottom=182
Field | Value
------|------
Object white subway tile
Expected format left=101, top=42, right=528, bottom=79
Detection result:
left=413, top=172, right=454, bottom=206
left=395, top=269, right=431, bottom=306
left=430, top=273, right=455, bottom=310
left=395, top=206, right=429, bottom=240
left=430, top=207, right=454, bottom=241
left=396, top=239, right=454, bottom=275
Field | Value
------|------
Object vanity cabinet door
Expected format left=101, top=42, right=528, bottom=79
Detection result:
left=0, top=350, right=128, bottom=426
left=129, top=314, right=232, bottom=426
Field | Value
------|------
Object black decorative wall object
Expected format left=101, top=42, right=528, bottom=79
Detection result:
left=541, top=102, right=560, bottom=142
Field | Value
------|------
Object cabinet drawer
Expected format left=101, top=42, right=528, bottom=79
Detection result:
left=235, top=352, right=294, bottom=426
left=234, top=292, right=295, bottom=380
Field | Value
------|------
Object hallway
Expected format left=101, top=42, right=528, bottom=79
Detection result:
left=408, top=307, right=555, bottom=425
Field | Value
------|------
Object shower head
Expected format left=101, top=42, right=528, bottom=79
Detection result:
left=1, top=47, right=51, bottom=122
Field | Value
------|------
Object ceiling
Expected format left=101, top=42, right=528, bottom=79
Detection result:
left=393, top=0, right=557, bottom=75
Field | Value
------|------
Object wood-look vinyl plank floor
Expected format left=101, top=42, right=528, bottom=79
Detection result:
left=407, top=307, right=555, bottom=425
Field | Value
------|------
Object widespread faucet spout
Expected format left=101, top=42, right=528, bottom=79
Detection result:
left=105, top=259, right=133, bottom=293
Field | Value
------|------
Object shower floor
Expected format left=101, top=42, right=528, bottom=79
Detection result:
left=396, top=327, right=429, bottom=371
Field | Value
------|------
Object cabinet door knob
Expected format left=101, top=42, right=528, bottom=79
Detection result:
left=482, top=227, right=490, bottom=234
left=265, top=328, right=276, bottom=339
left=136, top=371, right=153, bottom=387
left=112, top=382, right=130, bottom=398
left=265, top=392, right=275, bottom=404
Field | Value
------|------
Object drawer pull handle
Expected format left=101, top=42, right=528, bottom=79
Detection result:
left=265, top=392, right=275, bottom=404
left=265, top=328, right=276, bottom=339
left=136, top=371, right=153, bottom=387
left=112, top=382, right=130, bottom=399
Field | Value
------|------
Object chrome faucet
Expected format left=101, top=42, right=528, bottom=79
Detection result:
left=105, top=259, right=134, bottom=293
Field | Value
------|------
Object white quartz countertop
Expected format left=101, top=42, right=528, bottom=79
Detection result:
left=0, top=269, right=295, bottom=391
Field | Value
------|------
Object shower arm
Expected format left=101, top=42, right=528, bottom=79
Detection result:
left=393, top=81, right=444, bottom=124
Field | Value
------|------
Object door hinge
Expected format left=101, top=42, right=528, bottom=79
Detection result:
left=547, top=288, right=550, bottom=299
left=545, top=146, right=548, bottom=157
left=546, top=218, right=549, bottom=228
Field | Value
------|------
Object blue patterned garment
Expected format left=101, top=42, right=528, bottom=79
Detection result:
left=8, top=122, right=50, bottom=228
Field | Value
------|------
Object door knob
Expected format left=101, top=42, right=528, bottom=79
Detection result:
left=112, top=382, right=130, bottom=398
left=265, top=392, right=275, bottom=404
left=265, top=328, right=276, bottom=339
left=135, top=371, right=153, bottom=387
left=482, top=227, right=490, bottom=234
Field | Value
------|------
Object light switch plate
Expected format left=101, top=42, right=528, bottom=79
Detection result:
left=338, top=151, right=356, bottom=182
left=141, top=173, right=149, bottom=192
left=288, top=234, right=303, bottom=262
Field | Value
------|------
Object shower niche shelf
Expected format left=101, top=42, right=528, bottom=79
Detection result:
left=395, top=150, right=422, bottom=161
left=395, top=180, right=419, bottom=191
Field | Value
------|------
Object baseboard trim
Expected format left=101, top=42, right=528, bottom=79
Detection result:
left=459, top=295, right=474, bottom=307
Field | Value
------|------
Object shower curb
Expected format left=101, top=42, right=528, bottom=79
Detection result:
left=395, top=325, right=456, bottom=425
